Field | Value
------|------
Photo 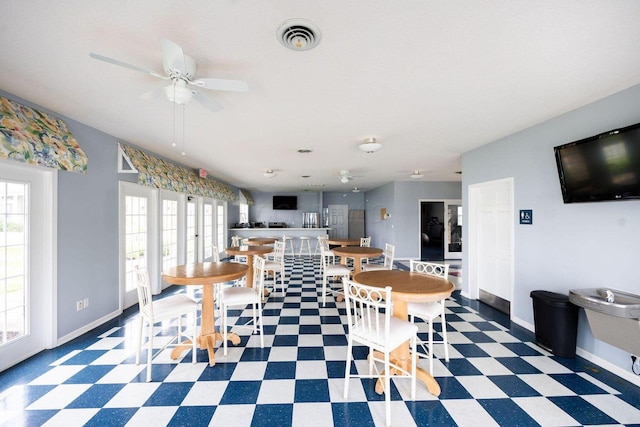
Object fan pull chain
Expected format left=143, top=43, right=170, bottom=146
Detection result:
left=181, top=104, right=186, bottom=156
left=171, top=82, right=177, bottom=148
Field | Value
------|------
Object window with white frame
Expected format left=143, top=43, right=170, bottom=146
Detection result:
left=162, top=199, right=178, bottom=271
left=216, top=203, right=225, bottom=251
left=239, top=203, right=248, bottom=224
left=203, top=201, right=214, bottom=260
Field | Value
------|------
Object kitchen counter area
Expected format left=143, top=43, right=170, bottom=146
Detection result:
left=228, top=227, right=331, bottom=253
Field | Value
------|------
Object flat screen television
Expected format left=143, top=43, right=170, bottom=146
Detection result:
left=554, top=122, right=640, bottom=203
left=273, top=195, right=297, bottom=210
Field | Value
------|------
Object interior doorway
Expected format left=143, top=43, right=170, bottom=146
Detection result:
left=420, top=200, right=462, bottom=261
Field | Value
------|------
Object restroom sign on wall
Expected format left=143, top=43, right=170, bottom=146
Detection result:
left=519, top=209, right=533, bottom=225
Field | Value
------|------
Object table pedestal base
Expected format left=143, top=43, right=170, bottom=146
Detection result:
left=371, top=351, right=441, bottom=396
left=170, top=330, right=240, bottom=367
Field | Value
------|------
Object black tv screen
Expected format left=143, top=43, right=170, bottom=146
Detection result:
left=554, top=122, right=640, bottom=203
left=273, top=195, right=297, bottom=210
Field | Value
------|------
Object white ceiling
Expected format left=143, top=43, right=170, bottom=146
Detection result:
left=2, top=1, right=640, bottom=193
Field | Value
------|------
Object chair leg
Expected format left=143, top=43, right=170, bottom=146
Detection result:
left=322, top=275, right=328, bottom=307
left=428, top=317, right=434, bottom=374
left=343, top=339, right=353, bottom=399
left=192, top=311, right=197, bottom=364
left=410, top=334, right=417, bottom=400
left=384, top=351, right=391, bottom=427
left=146, top=323, right=153, bottom=382
left=223, top=304, right=228, bottom=356
left=136, top=316, right=143, bottom=365
left=441, top=302, right=450, bottom=362
left=258, top=304, right=264, bottom=348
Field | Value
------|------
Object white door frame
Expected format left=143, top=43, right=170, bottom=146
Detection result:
left=468, top=178, right=514, bottom=308
left=0, top=162, right=56, bottom=371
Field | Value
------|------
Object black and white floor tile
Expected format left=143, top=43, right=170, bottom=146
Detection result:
left=1, top=256, right=639, bottom=426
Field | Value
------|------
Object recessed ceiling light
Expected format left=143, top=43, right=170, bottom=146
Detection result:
left=410, top=170, right=424, bottom=179
left=297, top=149, right=313, bottom=154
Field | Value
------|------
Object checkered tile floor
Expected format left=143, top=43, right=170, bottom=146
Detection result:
left=2, top=257, right=640, bottom=426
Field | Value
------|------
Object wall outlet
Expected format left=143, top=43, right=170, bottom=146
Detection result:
left=83, top=298, right=89, bottom=309
left=76, top=300, right=83, bottom=311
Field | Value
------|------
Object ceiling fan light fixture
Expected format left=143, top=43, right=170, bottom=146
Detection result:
left=164, top=82, right=194, bottom=105
left=359, top=137, right=382, bottom=153
left=410, top=170, right=424, bottom=179
left=263, top=169, right=276, bottom=178
left=340, top=176, right=350, bottom=184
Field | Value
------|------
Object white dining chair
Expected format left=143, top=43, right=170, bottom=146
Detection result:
left=320, top=244, right=350, bottom=307
left=361, top=243, right=395, bottom=271
left=135, top=267, right=198, bottom=382
left=406, top=260, right=450, bottom=374
left=318, top=235, right=335, bottom=263
left=264, top=240, right=286, bottom=293
left=220, top=255, right=265, bottom=355
left=342, top=279, right=417, bottom=427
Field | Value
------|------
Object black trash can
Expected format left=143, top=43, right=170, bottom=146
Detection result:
left=530, top=290, right=578, bottom=357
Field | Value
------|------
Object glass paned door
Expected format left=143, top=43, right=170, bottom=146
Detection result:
left=0, top=181, right=28, bottom=345
left=186, top=199, right=197, bottom=263
left=445, top=202, right=463, bottom=259
left=203, top=202, right=214, bottom=261
left=0, top=163, right=53, bottom=371
left=162, top=199, right=178, bottom=271
left=121, top=186, right=149, bottom=309
left=216, top=203, right=225, bottom=251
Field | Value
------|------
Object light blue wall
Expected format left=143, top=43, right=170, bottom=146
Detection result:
left=323, top=191, right=365, bottom=210
left=1, top=90, right=120, bottom=338
left=1, top=90, right=241, bottom=340
left=393, top=181, right=462, bottom=259
left=361, top=182, right=462, bottom=259
left=461, top=83, right=640, bottom=372
left=250, top=191, right=322, bottom=226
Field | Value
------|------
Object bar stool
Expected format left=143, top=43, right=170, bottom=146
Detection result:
left=298, top=236, right=312, bottom=257
left=282, top=235, right=295, bottom=257
left=314, top=235, right=327, bottom=256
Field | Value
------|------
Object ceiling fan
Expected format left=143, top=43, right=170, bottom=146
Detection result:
left=339, top=169, right=362, bottom=184
left=89, top=38, right=248, bottom=112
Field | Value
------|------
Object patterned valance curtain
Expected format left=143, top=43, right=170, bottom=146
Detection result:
left=119, top=143, right=235, bottom=202
left=0, top=96, right=88, bottom=173
left=238, top=189, right=255, bottom=206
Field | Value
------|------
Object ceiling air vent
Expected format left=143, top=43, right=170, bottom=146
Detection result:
left=277, top=19, right=322, bottom=51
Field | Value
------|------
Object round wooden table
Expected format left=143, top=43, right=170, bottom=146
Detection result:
left=326, top=238, right=360, bottom=247
left=244, top=237, right=277, bottom=246
left=353, top=270, right=455, bottom=397
left=162, top=262, right=249, bottom=366
left=225, top=245, right=272, bottom=287
left=332, top=246, right=383, bottom=275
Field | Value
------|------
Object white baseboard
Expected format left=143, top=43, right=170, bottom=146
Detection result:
left=55, top=309, right=122, bottom=347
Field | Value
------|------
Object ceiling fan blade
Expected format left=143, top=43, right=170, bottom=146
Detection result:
left=89, top=53, right=167, bottom=79
left=191, top=78, right=249, bottom=92
left=192, top=91, right=223, bottom=112
left=160, top=38, right=187, bottom=75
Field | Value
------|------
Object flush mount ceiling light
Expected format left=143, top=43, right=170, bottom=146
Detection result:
left=277, top=19, right=322, bottom=51
left=263, top=169, right=276, bottom=178
left=352, top=187, right=361, bottom=193
left=410, top=170, right=424, bottom=179
left=359, top=137, right=382, bottom=153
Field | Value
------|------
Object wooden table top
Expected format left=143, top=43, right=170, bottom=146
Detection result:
left=162, top=262, right=248, bottom=285
left=244, top=237, right=277, bottom=245
left=327, top=238, right=360, bottom=246
left=332, top=246, right=383, bottom=257
left=225, top=245, right=273, bottom=256
left=353, top=270, right=454, bottom=303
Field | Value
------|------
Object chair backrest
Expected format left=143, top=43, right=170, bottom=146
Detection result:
left=319, top=244, right=332, bottom=270
left=343, top=278, right=392, bottom=348
left=360, top=236, right=371, bottom=247
left=135, top=267, right=153, bottom=319
left=231, top=235, right=242, bottom=247
left=252, top=255, right=266, bottom=293
left=319, top=236, right=330, bottom=252
left=211, top=245, right=220, bottom=262
left=410, top=260, right=449, bottom=278
left=272, top=241, right=285, bottom=265
left=382, top=243, right=395, bottom=269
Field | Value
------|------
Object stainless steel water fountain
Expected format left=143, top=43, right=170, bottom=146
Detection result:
left=569, top=288, right=640, bottom=355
